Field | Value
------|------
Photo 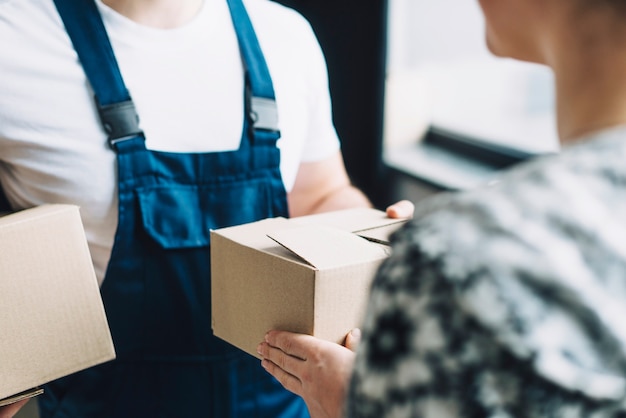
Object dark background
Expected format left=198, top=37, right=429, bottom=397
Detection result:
left=274, top=0, right=391, bottom=207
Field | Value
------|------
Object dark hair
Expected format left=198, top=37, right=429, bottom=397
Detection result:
left=602, top=0, right=626, bottom=12
left=576, top=0, right=626, bottom=16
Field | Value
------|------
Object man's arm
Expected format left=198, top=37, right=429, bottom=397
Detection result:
left=287, top=150, right=414, bottom=218
left=287, top=150, right=371, bottom=217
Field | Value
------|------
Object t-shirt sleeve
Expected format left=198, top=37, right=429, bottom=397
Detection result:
left=296, top=21, right=341, bottom=163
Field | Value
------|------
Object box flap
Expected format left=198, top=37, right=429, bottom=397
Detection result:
left=355, top=222, right=406, bottom=244
left=211, top=217, right=290, bottom=249
left=267, top=225, right=389, bottom=270
left=291, top=207, right=407, bottom=233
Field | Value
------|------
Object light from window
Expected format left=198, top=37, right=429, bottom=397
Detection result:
left=384, top=0, right=559, bottom=154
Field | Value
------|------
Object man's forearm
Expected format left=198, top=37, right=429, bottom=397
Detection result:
left=300, top=184, right=372, bottom=215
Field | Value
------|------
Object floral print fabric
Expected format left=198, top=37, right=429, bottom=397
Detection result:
left=347, top=128, right=626, bottom=417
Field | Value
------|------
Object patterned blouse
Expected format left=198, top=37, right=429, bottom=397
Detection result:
left=347, top=127, right=626, bottom=417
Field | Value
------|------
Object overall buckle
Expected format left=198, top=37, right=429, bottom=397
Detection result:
left=250, top=97, right=279, bottom=132
left=96, top=98, right=144, bottom=147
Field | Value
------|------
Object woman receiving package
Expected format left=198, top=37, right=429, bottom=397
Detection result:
left=258, top=0, right=626, bottom=416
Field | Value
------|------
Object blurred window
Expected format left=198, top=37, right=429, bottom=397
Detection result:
left=384, top=0, right=558, bottom=155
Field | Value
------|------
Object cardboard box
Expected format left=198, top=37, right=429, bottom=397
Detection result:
left=211, top=207, right=408, bottom=358
left=0, top=205, right=116, bottom=406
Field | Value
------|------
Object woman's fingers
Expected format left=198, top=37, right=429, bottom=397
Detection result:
left=260, top=355, right=303, bottom=396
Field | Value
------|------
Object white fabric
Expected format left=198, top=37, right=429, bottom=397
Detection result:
left=0, top=0, right=340, bottom=283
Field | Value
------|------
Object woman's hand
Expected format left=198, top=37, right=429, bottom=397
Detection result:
left=257, top=329, right=361, bottom=418
left=0, top=399, right=29, bottom=418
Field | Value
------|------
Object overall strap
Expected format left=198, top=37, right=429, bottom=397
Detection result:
left=226, top=0, right=279, bottom=135
left=53, top=0, right=144, bottom=148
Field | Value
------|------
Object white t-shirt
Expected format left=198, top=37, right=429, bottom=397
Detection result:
left=0, top=0, right=340, bottom=283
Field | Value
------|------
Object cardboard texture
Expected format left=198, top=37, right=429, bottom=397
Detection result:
left=211, top=207, right=408, bottom=358
left=0, top=205, right=116, bottom=405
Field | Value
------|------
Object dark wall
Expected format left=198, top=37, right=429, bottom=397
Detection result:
left=272, top=0, right=390, bottom=207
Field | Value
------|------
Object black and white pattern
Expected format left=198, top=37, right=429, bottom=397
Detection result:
left=347, top=127, right=626, bottom=417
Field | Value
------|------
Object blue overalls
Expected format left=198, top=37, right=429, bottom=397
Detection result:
left=40, top=0, right=309, bottom=416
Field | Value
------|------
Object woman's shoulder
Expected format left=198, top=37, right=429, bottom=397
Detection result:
left=389, top=132, right=626, bottom=293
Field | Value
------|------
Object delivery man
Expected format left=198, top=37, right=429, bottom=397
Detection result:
left=0, top=0, right=411, bottom=416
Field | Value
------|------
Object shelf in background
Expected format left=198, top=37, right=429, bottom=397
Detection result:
left=384, top=126, right=545, bottom=192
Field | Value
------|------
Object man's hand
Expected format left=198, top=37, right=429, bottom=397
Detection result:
left=385, top=199, right=414, bottom=219
left=257, top=330, right=358, bottom=418
left=0, top=399, right=29, bottom=418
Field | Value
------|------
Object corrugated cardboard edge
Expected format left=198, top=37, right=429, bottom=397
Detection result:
left=0, top=388, right=44, bottom=407
left=355, top=222, right=407, bottom=244
left=290, top=207, right=407, bottom=234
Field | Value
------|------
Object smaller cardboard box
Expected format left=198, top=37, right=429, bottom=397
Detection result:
left=211, top=207, right=408, bottom=358
left=0, top=205, right=116, bottom=406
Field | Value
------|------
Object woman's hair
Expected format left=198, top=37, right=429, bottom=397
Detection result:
left=597, top=0, right=626, bottom=13
left=572, top=0, right=626, bottom=22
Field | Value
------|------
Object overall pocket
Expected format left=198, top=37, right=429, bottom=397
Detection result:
left=136, top=179, right=272, bottom=249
